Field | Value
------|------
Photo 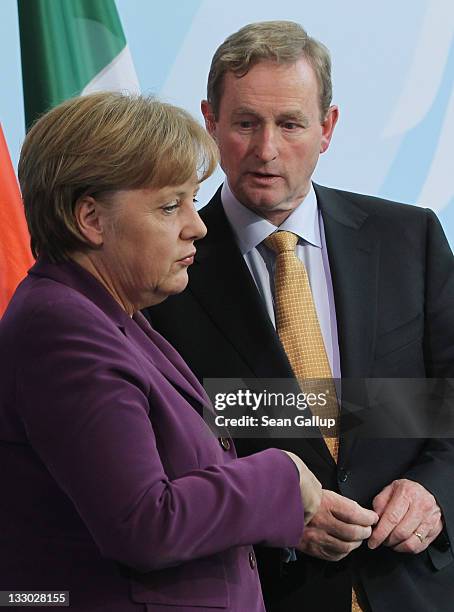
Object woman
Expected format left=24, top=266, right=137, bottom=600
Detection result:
left=0, top=93, right=321, bottom=611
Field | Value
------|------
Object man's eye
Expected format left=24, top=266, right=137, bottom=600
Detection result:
left=282, top=122, right=299, bottom=130
left=238, top=121, right=255, bottom=129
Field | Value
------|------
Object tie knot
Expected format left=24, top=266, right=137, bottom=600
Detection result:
left=264, top=231, right=298, bottom=254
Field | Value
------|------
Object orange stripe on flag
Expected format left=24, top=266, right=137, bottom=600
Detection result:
left=0, top=124, right=34, bottom=317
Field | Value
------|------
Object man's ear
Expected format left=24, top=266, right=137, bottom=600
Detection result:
left=74, top=195, right=104, bottom=247
left=320, top=105, right=339, bottom=154
left=201, top=100, right=217, bottom=138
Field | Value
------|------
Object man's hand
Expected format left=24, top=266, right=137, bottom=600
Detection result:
left=296, top=490, right=379, bottom=561
left=368, top=479, right=443, bottom=553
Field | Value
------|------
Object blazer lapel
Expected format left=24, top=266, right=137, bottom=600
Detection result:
left=30, top=258, right=213, bottom=417
left=315, top=184, right=380, bottom=462
left=129, top=312, right=211, bottom=412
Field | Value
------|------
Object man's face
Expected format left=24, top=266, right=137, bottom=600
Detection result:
left=202, top=58, right=338, bottom=225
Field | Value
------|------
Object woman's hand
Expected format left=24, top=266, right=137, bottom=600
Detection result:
left=283, top=451, right=322, bottom=524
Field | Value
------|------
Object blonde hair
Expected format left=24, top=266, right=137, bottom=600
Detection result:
left=19, top=92, right=218, bottom=261
left=207, top=21, right=332, bottom=120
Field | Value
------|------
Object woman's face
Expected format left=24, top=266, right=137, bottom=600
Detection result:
left=98, top=177, right=206, bottom=311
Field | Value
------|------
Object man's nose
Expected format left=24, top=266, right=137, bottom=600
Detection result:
left=253, top=126, right=278, bottom=163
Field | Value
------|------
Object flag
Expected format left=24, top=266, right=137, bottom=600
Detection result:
left=0, top=124, right=34, bottom=317
left=18, top=0, right=140, bottom=129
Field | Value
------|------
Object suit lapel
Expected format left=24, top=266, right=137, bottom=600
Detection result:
left=315, top=184, right=380, bottom=462
left=190, top=189, right=334, bottom=466
left=191, top=189, right=295, bottom=379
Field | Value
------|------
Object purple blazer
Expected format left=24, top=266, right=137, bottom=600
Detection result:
left=0, top=258, right=304, bottom=611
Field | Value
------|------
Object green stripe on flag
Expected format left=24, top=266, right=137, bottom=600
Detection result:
left=18, top=0, right=127, bottom=129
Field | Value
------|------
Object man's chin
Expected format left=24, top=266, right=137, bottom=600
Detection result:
left=240, top=192, right=293, bottom=215
left=237, top=187, right=281, bottom=209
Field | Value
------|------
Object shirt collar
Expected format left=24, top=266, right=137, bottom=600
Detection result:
left=221, top=180, right=322, bottom=255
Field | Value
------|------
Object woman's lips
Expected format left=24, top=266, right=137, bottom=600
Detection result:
left=177, top=252, right=196, bottom=266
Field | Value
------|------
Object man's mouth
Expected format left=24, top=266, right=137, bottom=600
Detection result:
left=247, top=171, right=282, bottom=183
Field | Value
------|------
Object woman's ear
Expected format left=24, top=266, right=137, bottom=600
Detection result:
left=74, top=196, right=105, bottom=247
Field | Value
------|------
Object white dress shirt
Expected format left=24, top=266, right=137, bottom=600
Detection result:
left=221, top=180, right=341, bottom=379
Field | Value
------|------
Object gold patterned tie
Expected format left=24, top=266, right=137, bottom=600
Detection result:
left=264, top=230, right=339, bottom=459
left=264, top=230, right=363, bottom=612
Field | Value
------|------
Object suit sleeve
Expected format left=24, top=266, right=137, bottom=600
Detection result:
left=16, top=299, right=304, bottom=572
left=423, top=209, right=454, bottom=377
left=403, top=209, right=454, bottom=569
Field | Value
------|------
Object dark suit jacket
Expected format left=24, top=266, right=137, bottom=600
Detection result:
left=0, top=257, right=305, bottom=612
left=148, top=184, right=454, bottom=612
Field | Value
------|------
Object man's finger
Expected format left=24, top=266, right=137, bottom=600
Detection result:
left=382, top=501, right=426, bottom=547
left=368, top=489, right=410, bottom=549
left=390, top=516, right=444, bottom=553
left=331, top=499, right=378, bottom=527
left=319, top=537, right=363, bottom=560
left=298, top=527, right=364, bottom=561
left=384, top=514, right=427, bottom=548
left=372, top=483, right=393, bottom=516
left=392, top=524, right=438, bottom=554
left=325, top=517, right=373, bottom=543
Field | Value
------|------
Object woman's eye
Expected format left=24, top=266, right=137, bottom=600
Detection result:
left=162, top=202, right=179, bottom=214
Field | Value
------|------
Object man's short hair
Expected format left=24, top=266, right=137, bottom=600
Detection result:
left=207, top=20, right=333, bottom=121
left=19, top=92, right=218, bottom=262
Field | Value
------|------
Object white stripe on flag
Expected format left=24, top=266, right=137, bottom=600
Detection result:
left=82, top=46, right=140, bottom=95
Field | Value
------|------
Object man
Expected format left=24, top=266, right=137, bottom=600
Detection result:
left=147, top=21, right=454, bottom=612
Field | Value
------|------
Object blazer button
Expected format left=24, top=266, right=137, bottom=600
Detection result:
left=249, top=551, right=256, bottom=570
left=219, top=437, right=231, bottom=451
left=338, top=467, right=349, bottom=483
